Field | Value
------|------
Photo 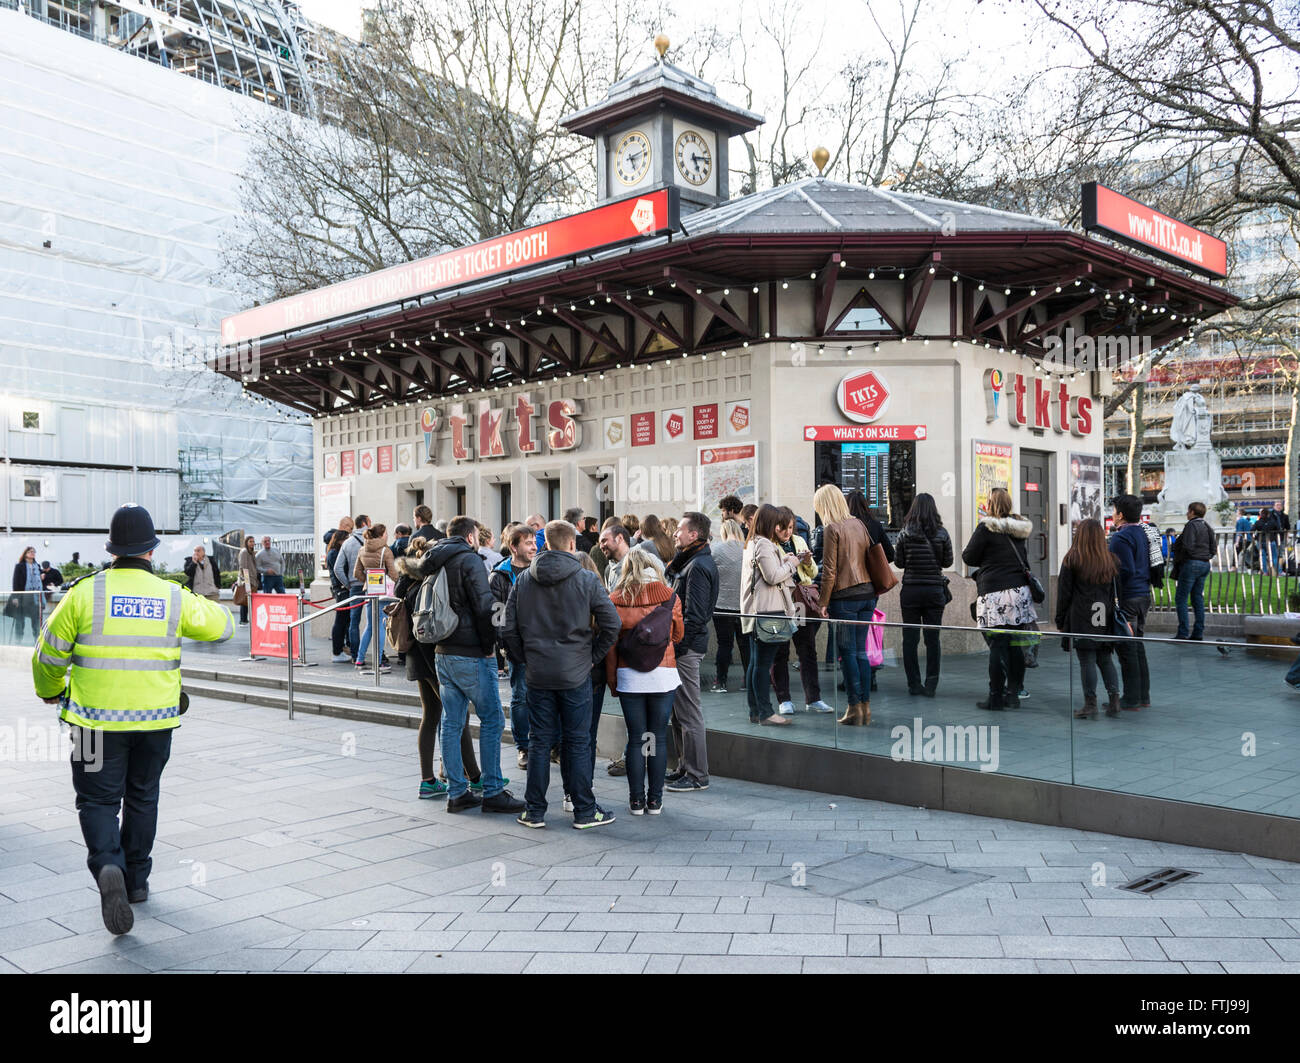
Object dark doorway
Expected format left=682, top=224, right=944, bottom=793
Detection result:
left=1019, top=449, right=1052, bottom=606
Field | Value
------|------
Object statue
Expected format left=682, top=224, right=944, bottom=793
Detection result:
left=1169, top=384, right=1210, bottom=450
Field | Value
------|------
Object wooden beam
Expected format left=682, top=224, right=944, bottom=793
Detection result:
left=549, top=306, right=629, bottom=362
left=904, top=254, right=940, bottom=335
left=662, top=269, right=755, bottom=338
left=813, top=254, right=841, bottom=336
left=607, top=294, right=687, bottom=350
left=973, top=270, right=1092, bottom=336
left=1018, top=296, right=1102, bottom=346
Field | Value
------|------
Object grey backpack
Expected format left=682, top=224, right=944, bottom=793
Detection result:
left=413, top=566, right=459, bottom=644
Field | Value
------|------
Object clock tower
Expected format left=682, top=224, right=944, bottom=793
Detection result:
left=561, top=35, right=764, bottom=216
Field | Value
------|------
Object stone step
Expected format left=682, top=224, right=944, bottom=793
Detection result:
left=180, top=664, right=423, bottom=708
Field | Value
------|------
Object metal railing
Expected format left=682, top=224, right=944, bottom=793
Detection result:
left=1148, top=529, right=1298, bottom=614
left=284, top=593, right=394, bottom=719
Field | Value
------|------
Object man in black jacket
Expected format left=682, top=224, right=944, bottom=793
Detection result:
left=417, top=516, right=523, bottom=815
left=663, top=511, right=718, bottom=792
left=1173, top=501, right=1215, bottom=640
left=502, top=520, right=620, bottom=829
left=411, top=504, right=444, bottom=545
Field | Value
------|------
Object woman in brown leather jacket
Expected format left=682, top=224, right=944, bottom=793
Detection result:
left=814, top=484, right=876, bottom=725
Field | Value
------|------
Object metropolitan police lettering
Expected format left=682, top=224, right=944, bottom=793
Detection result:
left=109, top=596, right=167, bottom=620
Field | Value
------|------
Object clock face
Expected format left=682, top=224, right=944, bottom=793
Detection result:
left=614, top=130, right=651, bottom=185
left=675, top=130, right=712, bottom=186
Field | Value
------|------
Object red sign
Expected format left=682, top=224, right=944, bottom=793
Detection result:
left=665, top=410, right=685, bottom=439
left=249, top=592, right=301, bottom=659
left=631, top=412, right=656, bottom=447
left=340, top=450, right=356, bottom=477
left=700, top=444, right=757, bottom=466
left=1024, top=482, right=1040, bottom=492
left=836, top=369, right=891, bottom=423
left=1082, top=182, right=1227, bottom=278
left=377, top=445, right=394, bottom=473
left=693, top=404, right=719, bottom=439
left=728, top=402, right=750, bottom=434
left=803, top=424, right=927, bottom=441
left=221, top=189, right=678, bottom=344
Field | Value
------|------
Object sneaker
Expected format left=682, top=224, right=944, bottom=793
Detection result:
left=777, top=700, right=795, bottom=715
left=517, top=810, right=546, bottom=828
left=708, top=682, right=728, bottom=694
left=646, top=797, right=663, bottom=815
left=97, top=865, right=133, bottom=936
left=516, top=749, right=528, bottom=770
left=446, top=791, right=482, bottom=813
left=128, top=885, right=148, bottom=904
left=562, top=794, right=574, bottom=813
left=419, top=779, right=448, bottom=799
left=481, top=789, right=525, bottom=814
left=573, top=806, right=616, bottom=830
left=469, top=776, right=508, bottom=792
left=629, top=795, right=646, bottom=816
left=804, top=700, right=834, bottom=713
left=665, top=767, right=687, bottom=784
left=607, top=758, right=627, bottom=777
left=666, top=776, right=707, bottom=792
left=331, top=652, right=351, bottom=663
left=1286, top=679, right=1300, bottom=692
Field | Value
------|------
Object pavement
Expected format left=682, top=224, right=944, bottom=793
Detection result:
left=2, top=663, right=1298, bottom=974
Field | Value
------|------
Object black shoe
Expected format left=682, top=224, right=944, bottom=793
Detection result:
left=646, top=797, right=663, bottom=815
left=481, top=789, right=525, bottom=814
left=128, top=885, right=148, bottom=904
left=870, top=676, right=878, bottom=692
left=573, top=806, right=616, bottom=829
left=607, top=758, right=627, bottom=777
left=908, top=686, right=923, bottom=696
left=977, top=694, right=1005, bottom=711
left=1003, top=693, right=1020, bottom=710
left=517, top=810, right=546, bottom=829
left=921, top=682, right=937, bottom=698
left=665, top=768, right=687, bottom=784
left=666, top=776, right=707, bottom=792
left=97, top=865, right=134, bottom=936
left=629, top=795, right=646, bottom=816
left=447, top=791, right=483, bottom=813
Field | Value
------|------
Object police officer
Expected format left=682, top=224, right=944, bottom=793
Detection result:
left=32, top=505, right=234, bottom=935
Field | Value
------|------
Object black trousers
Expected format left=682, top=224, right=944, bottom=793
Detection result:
left=713, top=614, right=750, bottom=685
left=1115, top=595, right=1151, bottom=706
left=772, top=621, right=820, bottom=703
left=900, top=585, right=946, bottom=690
left=987, top=634, right=1026, bottom=696
left=330, top=585, right=352, bottom=655
left=71, top=727, right=172, bottom=894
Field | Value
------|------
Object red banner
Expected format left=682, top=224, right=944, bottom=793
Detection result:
left=693, top=403, right=718, bottom=439
left=631, top=412, right=656, bottom=447
left=221, top=189, right=677, bottom=344
left=340, top=450, right=356, bottom=476
left=377, top=445, right=394, bottom=473
left=1082, top=182, right=1227, bottom=278
left=803, top=424, right=928, bottom=441
left=249, top=592, right=301, bottom=659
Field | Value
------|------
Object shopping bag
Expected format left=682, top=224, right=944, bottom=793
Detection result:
left=866, top=608, right=886, bottom=668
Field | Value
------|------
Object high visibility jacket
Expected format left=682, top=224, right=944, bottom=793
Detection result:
left=32, top=562, right=234, bottom=732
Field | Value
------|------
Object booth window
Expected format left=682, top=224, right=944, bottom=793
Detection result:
left=814, top=440, right=916, bottom=529
left=498, top=483, right=512, bottom=531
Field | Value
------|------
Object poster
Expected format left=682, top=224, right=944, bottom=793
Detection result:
left=973, top=441, right=1013, bottom=519
left=726, top=398, right=751, bottom=437
left=249, top=592, right=301, bottom=659
left=364, top=568, right=392, bottom=596
left=663, top=407, right=686, bottom=442
left=339, top=450, right=356, bottom=477
left=631, top=411, right=656, bottom=447
left=318, top=481, right=351, bottom=565
left=603, top=416, right=625, bottom=448
left=693, top=404, right=718, bottom=439
left=1068, top=452, right=1103, bottom=532
left=698, top=443, right=758, bottom=522
left=377, top=445, right=394, bottom=473
left=323, top=452, right=339, bottom=479
left=357, top=447, right=377, bottom=475
left=396, top=443, right=416, bottom=472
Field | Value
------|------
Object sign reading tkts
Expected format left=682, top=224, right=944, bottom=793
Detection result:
left=983, top=369, right=1092, bottom=436
left=438, top=396, right=582, bottom=462
left=220, top=189, right=677, bottom=345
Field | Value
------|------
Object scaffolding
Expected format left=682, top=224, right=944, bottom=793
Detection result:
left=178, top=446, right=225, bottom=532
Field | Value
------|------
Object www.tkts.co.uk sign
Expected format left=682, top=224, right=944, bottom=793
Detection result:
left=983, top=369, right=1093, bottom=436
left=429, top=396, right=581, bottom=463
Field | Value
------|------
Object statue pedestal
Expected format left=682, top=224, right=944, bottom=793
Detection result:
left=1153, top=447, right=1229, bottom=529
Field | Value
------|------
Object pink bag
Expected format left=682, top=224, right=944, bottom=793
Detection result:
left=866, top=608, right=886, bottom=668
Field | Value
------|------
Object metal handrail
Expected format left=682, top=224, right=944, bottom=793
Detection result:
left=284, top=593, right=398, bottom=718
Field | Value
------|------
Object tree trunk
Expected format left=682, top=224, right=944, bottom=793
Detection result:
left=1126, top=382, right=1145, bottom=497
left=1287, top=381, right=1299, bottom=524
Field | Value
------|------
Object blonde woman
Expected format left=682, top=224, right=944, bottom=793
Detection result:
left=741, top=504, right=802, bottom=726
left=772, top=506, right=833, bottom=714
left=709, top=518, right=749, bottom=693
left=606, top=550, right=684, bottom=814
left=814, top=483, right=876, bottom=725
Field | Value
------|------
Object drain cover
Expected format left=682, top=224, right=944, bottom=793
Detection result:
left=1120, top=868, right=1201, bottom=895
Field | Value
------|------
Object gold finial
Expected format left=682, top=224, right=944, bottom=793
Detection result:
left=654, top=34, right=670, bottom=59
left=812, top=146, right=830, bottom=176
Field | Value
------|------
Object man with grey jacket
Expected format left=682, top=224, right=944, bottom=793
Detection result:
left=502, top=520, right=621, bottom=829
left=333, top=514, right=368, bottom=663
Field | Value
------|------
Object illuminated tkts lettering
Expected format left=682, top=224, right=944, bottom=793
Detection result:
left=1010, top=373, right=1027, bottom=427
left=515, top=393, right=540, bottom=454
left=476, top=399, right=506, bottom=458
left=547, top=398, right=581, bottom=451
left=448, top=402, right=474, bottom=461
left=1055, top=380, right=1070, bottom=434
left=1070, top=395, right=1093, bottom=436
left=1032, top=380, right=1053, bottom=430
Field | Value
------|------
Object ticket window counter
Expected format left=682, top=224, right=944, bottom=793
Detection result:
left=814, top=440, right=916, bottom=530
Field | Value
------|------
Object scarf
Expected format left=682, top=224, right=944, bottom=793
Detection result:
left=665, top=539, right=706, bottom=581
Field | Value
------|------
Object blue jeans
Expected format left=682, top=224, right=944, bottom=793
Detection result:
left=745, top=634, right=783, bottom=720
left=508, top=660, right=529, bottom=750
left=261, top=573, right=285, bottom=594
left=620, top=690, right=675, bottom=802
left=434, top=655, right=505, bottom=799
left=357, top=611, right=385, bottom=665
left=1175, top=559, right=1211, bottom=639
left=524, top=683, right=595, bottom=820
left=346, top=584, right=364, bottom=655
left=828, top=594, right=877, bottom=703
left=70, top=727, right=172, bottom=894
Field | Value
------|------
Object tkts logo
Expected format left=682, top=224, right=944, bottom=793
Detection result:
left=438, top=396, right=582, bottom=462
left=983, top=368, right=1092, bottom=436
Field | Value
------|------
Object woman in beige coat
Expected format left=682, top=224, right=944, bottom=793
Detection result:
left=352, top=524, right=399, bottom=668
left=741, top=503, right=804, bottom=726
left=237, top=535, right=258, bottom=624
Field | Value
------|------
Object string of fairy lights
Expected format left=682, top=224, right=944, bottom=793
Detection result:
left=233, top=260, right=1209, bottom=419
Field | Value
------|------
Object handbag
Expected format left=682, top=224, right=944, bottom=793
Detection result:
left=864, top=530, right=899, bottom=595
left=866, top=608, right=886, bottom=667
left=1010, top=537, right=1046, bottom=604
left=924, top=533, right=952, bottom=605
left=232, top=580, right=248, bottom=607
left=792, top=581, right=825, bottom=621
left=748, top=552, right=796, bottom=644
left=384, top=596, right=413, bottom=654
left=1110, top=577, right=1135, bottom=639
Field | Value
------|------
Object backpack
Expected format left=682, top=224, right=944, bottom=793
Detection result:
left=616, top=594, right=675, bottom=672
left=412, top=566, right=459, bottom=644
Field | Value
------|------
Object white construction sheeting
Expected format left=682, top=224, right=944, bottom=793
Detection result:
left=0, top=9, right=312, bottom=532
